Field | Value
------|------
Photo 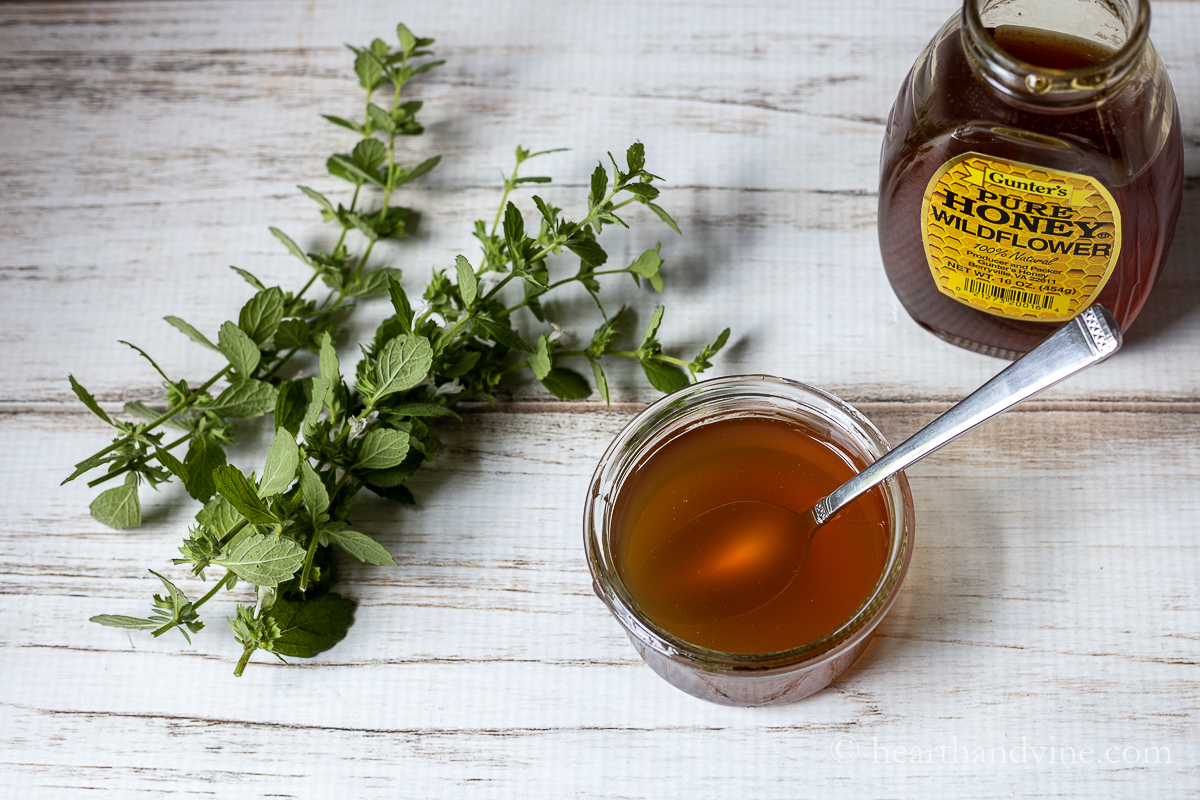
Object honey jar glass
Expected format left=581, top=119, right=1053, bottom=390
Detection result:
left=878, top=0, right=1183, bottom=358
left=583, top=376, right=915, bottom=706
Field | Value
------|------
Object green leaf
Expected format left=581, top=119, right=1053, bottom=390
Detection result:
left=529, top=334, right=552, bottom=380
left=218, top=321, right=261, bottom=378
left=305, top=376, right=330, bottom=428
left=541, top=368, right=591, bottom=400
left=387, top=276, right=415, bottom=335
left=238, top=287, right=285, bottom=346
left=503, top=201, right=524, bottom=253
left=532, top=195, right=557, bottom=227
left=299, top=460, right=330, bottom=519
left=90, top=474, right=141, bottom=530
left=183, top=436, right=226, bottom=502
left=691, top=327, right=731, bottom=374
left=374, top=334, right=434, bottom=400
left=274, top=379, right=308, bottom=436
left=566, top=237, right=607, bottom=266
left=331, top=153, right=384, bottom=186
left=345, top=210, right=380, bottom=242
left=363, top=482, right=416, bottom=504
left=640, top=358, right=690, bottom=394
left=210, top=379, right=278, bottom=418
left=353, top=137, right=388, bottom=173
left=230, top=266, right=268, bottom=291
left=384, top=402, right=460, bottom=420
left=154, top=446, right=188, bottom=483
left=348, top=267, right=404, bottom=297
left=213, top=465, right=276, bottom=525
left=588, top=314, right=622, bottom=356
left=626, top=142, right=646, bottom=174
left=455, top=255, right=477, bottom=307
left=69, top=375, right=112, bottom=425
left=197, top=495, right=241, bottom=537
left=62, top=452, right=107, bottom=485
left=269, top=227, right=311, bottom=266
left=396, top=23, right=417, bottom=54
left=640, top=306, right=665, bottom=350
left=318, top=331, right=340, bottom=386
left=392, top=155, right=441, bottom=188
left=326, top=529, right=396, bottom=566
left=435, top=348, right=480, bottom=378
left=590, top=360, right=610, bottom=405
left=124, top=400, right=187, bottom=430
left=629, top=244, right=663, bottom=279
left=327, top=154, right=371, bottom=185
left=274, top=319, right=310, bottom=351
left=266, top=593, right=356, bottom=658
left=366, top=103, right=396, bottom=134
left=647, top=202, right=681, bottom=235
left=354, top=49, right=384, bottom=91
left=321, top=114, right=363, bottom=134
left=90, top=614, right=159, bottom=630
left=355, top=428, right=410, bottom=470
left=319, top=113, right=360, bottom=133
left=298, top=185, right=335, bottom=217
left=216, top=533, right=305, bottom=587
left=259, top=429, right=300, bottom=498
left=150, top=569, right=189, bottom=608
left=623, top=182, right=660, bottom=200
left=475, top=316, right=533, bottom=353
left=163, top=317, right=220, bottom=352
left=590, top=163, right=608, bottom=205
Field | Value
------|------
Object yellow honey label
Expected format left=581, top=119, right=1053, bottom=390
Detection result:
left=920, top=153, right=1122, bottom=321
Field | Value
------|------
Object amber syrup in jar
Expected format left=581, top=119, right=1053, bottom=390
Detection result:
left=879, top=0, right=1182, bottom=358
left=611, top=416, right=888, bottom=655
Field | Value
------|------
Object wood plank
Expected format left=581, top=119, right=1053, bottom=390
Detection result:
left=2, top=407, right=1197, bottom=796
left=0, top=0, right=1197, bottom=406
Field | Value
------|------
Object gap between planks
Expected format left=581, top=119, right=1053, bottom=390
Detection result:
left=4, top=399, right=1200, bottom=417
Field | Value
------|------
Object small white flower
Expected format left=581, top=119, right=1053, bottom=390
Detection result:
left=254, top=586, right=275, bottom=616
left=349, top=410, right=378, bottom=438
left=548, top=323, right=574, bottom=346
left=435, top=379, right=465, bottom=396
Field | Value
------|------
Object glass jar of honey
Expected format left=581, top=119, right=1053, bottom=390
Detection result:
left=878, top=0, right=1182, bottom=358
left=584, top=376, right=914, bottom=706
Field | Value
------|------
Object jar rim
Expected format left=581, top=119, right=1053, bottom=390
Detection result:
left=961, top=0, right=1151, bottom=103
left=583, top=374, right=915, bottom=675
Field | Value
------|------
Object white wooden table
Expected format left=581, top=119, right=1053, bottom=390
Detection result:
left=2, top=1, right=1198, bottom=796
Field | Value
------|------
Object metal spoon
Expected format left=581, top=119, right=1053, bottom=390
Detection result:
left=636, top=305, right=1122, bottom=628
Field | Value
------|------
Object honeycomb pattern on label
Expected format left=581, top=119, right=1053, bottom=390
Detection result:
left=920, top=153, right=1122, bottom=322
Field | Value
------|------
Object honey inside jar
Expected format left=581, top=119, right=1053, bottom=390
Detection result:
left=612, top=415, right=889, bottom=654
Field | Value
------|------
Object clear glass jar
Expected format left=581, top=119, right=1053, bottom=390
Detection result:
left=879, top=0, right=1182, bottom=358
left=584, top=376, right=914, bottom=706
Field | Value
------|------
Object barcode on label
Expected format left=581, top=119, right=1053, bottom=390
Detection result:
left=962, top=277, right=1057, bottom=310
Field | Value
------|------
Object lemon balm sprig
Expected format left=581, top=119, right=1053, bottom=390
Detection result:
left=73, top=23, right=730, bottom=675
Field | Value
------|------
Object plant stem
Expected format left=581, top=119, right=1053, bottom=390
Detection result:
left=79, top=367, right=232, bottom=466
left=234, top=646, right=255, bottom=677
left=195, top=571, right=236, bottom=609
left=87, top=431, right=197, bottom=488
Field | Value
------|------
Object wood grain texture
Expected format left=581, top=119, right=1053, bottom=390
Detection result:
left=1, top=0, right=1199, bottom=797
left=0, top=0, right=1197, bottom=405
left=3, top=408, right=1199, bottom=797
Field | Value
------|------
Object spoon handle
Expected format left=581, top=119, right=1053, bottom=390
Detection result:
left=813, top=305, right=1122, bottom=525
